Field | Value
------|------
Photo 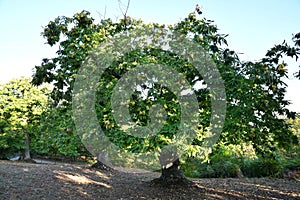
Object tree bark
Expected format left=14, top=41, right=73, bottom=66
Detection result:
left=151, top=158, right=193, bottom=186
left=20, top=133, right=31, bottom=160
left=19, top=133, right=36, bottom=163
left=160, top=158, right=186, bottom=180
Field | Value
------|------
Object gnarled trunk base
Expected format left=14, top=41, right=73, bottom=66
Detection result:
left=151, top=159, right=193, bottom=186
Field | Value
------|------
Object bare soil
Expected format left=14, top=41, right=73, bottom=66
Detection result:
left=0, top=160, right=299, bottom=200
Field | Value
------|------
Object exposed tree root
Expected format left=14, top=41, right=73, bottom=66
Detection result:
left=18, top=158, right=37, bottom=164
left=90, top=160, right=114, bottom=172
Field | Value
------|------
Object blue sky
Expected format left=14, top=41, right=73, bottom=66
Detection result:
left=0, top=0, right=299, bottom=112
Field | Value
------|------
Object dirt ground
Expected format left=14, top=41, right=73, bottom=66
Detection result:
left=0, top=160, right=299, bottom=200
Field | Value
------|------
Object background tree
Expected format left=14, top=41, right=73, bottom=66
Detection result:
left=286, top=114, right=300, bottom=157
left=0, top=77, right=49, bottom=160
left=31, top=104, right=89, bottom=160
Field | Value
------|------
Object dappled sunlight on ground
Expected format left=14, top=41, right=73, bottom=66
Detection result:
left=54, top=170, right=112, bottom=188
left=21, top=168, right=29, bottom=172
left=196, top=183, right=244, bottom=199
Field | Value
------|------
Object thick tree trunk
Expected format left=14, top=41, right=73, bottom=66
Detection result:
left=160, top=158, right=186, bottom=181
left=151, top=158, right=192, bottom=186
left=19, top=133, right=36, bottom=163
left=20, top=133, right=31, bottom=160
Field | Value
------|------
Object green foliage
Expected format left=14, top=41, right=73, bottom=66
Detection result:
left=241, top=157, right=284, bottom=178
left=31, top=105, right=89, bottom=158
left=265, top=32, right=300, bottom=79
left=281, top=115, right=300, bottom=171
left=183, top=144, right=300, bottom=178
left=220, top=48, right=299, bottom=154
left=182, top=143, right=255, bottom=178
left=183, top=158, right=241, bottom=178
left=32, top=10, right=130, bottom=105
left=0, top=77, right=49, bottom=158
left=287, top=114, right=300, bottom=141
left=282, top=157, right=300, bottom=171
left=94, top=45, right=202, bottom=155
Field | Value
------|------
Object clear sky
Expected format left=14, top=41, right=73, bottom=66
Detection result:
left=0, top=0, right=299, bottom=112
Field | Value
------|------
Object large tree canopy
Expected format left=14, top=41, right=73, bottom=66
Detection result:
left=32, top=10, right=299, bottom=183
